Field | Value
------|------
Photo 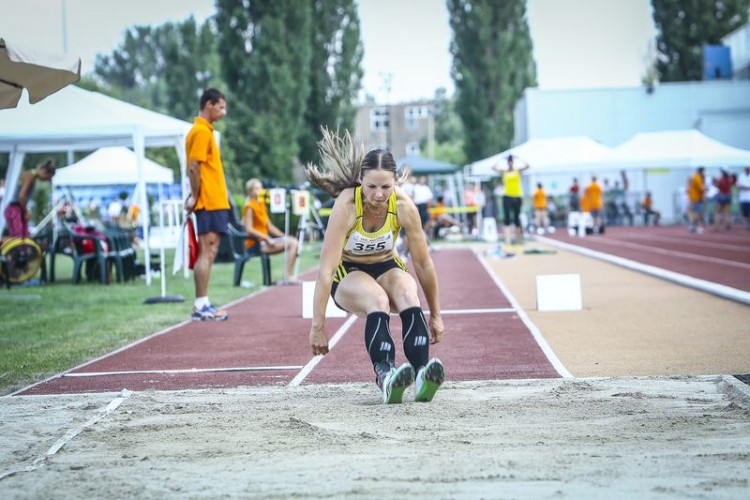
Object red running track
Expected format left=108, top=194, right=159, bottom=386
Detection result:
left=18, top=249, right=562, bottom=396
left=542, top=225, right=750, bottom=294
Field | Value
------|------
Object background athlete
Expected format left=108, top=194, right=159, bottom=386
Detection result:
left=304, top=129, right=445, bottom=404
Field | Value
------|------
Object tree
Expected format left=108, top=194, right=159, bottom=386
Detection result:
left=94, top=17, right=222, bottom=120
left=652, top=0, right=750, bottom=82
left=298, top=0, right=364, bottom=167
left=92, top=18, right=226, bottom=183
left=423, top=88, right=466, bottom=166
left=216, top=0, right=313, bottom=186
left=447, top=0, right=536, bottom=163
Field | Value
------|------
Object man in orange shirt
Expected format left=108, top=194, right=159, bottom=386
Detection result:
left=584, top=176, right=603, bottom=233
left=532, top=182, right=549, bottom=234
left=185, top=88, right=230, bottom=321
left=687, top=166, right=706, bottom=233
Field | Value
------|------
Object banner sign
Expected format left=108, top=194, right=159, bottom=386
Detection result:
left=269, top=188, right=287, bottom=214
left=292, top=190, right=310, bottom=216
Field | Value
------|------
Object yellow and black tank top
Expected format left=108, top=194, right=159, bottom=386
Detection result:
left=342, top=186, right=400, bottom=257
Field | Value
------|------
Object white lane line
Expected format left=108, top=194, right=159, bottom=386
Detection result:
left=561, top=235, right=750, bottom=270
left=289, top=314, right=359, bottom=386
left=0, top=392, right=130, bottom=480
left=9, top=287, right=278, bottom=396
left=625, top=233, right=750, bottom=252
left=433, top=308, right=515, bottom=315
left=476, top=251, right=574, bottom=379
left=64, top=366, right=303, bottom=377
left=537, top=236, right=750, bottom=306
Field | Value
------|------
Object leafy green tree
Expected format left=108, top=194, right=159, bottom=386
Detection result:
left=94, top=17, right=222, bottom=120
left=447, top=0, right=536, bottom=163
left=422, top=88, right=466, bottom=166
left=216, top=0, right=313, bottom=186
left=652, top=0, right=749, bottom=82
left=298, top=0, right=364, bottom=167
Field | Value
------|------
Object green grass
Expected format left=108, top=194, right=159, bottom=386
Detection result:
left=0, top=243, right=322, bottom=396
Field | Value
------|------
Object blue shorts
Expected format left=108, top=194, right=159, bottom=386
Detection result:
left=330, top=257, right=408, bottom=310
left=195, top=209, right=229, bottom=235
left=690, top=201, right=704, bottom=214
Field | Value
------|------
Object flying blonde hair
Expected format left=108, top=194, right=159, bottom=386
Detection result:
left=304, top=127, right=407, bottom=198
left=303, top=128, right=365, bottom=198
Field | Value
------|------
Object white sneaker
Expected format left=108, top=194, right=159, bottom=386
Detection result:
left=415, top=358, right=445, bottom=402
left=382, top=363, right=415, bottom=404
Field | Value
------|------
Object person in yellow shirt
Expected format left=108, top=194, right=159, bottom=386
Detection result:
left=242, top=179, right=299, bottom=282
left=686, top=167, right=706, bottom=233
left=492, top=154, right=530, bottom=246
left=532, top=182, right=549, bottom=234
left=184, top=88, right=230, bottom=321
left=584, top=176, right=604, bottom=233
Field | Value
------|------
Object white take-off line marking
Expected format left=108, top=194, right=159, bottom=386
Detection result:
left=288, top=304, right=519, bottom=386
left=475, top=251, right=574, bottom=379
left=537, top=235, right=750, bottom=307
left=289, top=314, right=359, bottom=386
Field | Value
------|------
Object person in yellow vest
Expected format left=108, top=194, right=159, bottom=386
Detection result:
left=532, top=182, right=549, bottom=234
left=242, top=178, right=299, bottom=282
left=686, top=167, right=706, bottom=233
left=492, top=154, right=530, bottom=246
left=184, top=88, right=231, bottom=322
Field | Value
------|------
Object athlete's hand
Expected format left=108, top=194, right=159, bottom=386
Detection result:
left=310, top=324, right=330, bottom=356
left=429, top=314, right=444, bottom=344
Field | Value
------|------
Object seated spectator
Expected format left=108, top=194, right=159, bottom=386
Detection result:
left=429, top=195, right=461, bottom=239
left=641, top=191, right=661, bottom=226
left=243, top=178, right=299, bottom=283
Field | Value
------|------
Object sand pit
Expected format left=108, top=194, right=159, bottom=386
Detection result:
left=1, top=376, right=749, bottom=498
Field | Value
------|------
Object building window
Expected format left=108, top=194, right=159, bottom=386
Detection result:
left=404, top=105, right=432, bottom=130
left=369, top=107, right=390, bottom=131
left=405, top=142, right=421, bottom=156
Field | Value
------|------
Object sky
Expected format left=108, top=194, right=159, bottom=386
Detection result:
left=0, top=0, right=655, bottom=104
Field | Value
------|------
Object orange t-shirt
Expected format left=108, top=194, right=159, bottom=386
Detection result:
left=584, top=182, right=603, bottom=211
left=242, top=198, right=269, bottom=249
left=185, top=116, right=230, bottom=211
left=687, top=173, right=705, bottom=203
left=532, top=188, right=547, bottom=210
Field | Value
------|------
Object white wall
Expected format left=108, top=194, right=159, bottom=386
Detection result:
left=514, top=80, right=750, bottom=150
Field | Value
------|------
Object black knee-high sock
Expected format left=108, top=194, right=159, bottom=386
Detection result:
left=400, top=307, right=429, bottom=370
left=364, top=312, right=395, bottom=375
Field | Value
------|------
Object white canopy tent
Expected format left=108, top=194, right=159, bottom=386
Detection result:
left=468, top=136, right=615, bottom=178
left=54, top=146, right=174, bottom=186
left=608, top=129, right=750, bottom=169
left=0, top=85, right=195, bottom=284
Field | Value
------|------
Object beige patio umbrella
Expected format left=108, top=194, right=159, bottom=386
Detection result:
left=0, top=38, right=81, bottom=109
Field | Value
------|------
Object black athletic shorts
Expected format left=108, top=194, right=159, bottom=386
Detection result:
left=330, top=257, right=408, bottom=310
left=195, top=209, right=229, bottom=235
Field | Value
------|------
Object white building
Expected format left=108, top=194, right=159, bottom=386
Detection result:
left=510, top=80, right=750, bottom=223
left=513, top=80, right=750, bottom=150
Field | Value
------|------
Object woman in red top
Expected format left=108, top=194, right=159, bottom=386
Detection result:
left=713, top=170, right=736, bottom=230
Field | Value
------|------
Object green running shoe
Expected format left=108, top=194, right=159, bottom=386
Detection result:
left=382, top=363, right=415, bottom=404
left=415, top=358, right=445, bottom=402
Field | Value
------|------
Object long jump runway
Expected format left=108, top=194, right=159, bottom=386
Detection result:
left=17, top=249, right=563, bottom=396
